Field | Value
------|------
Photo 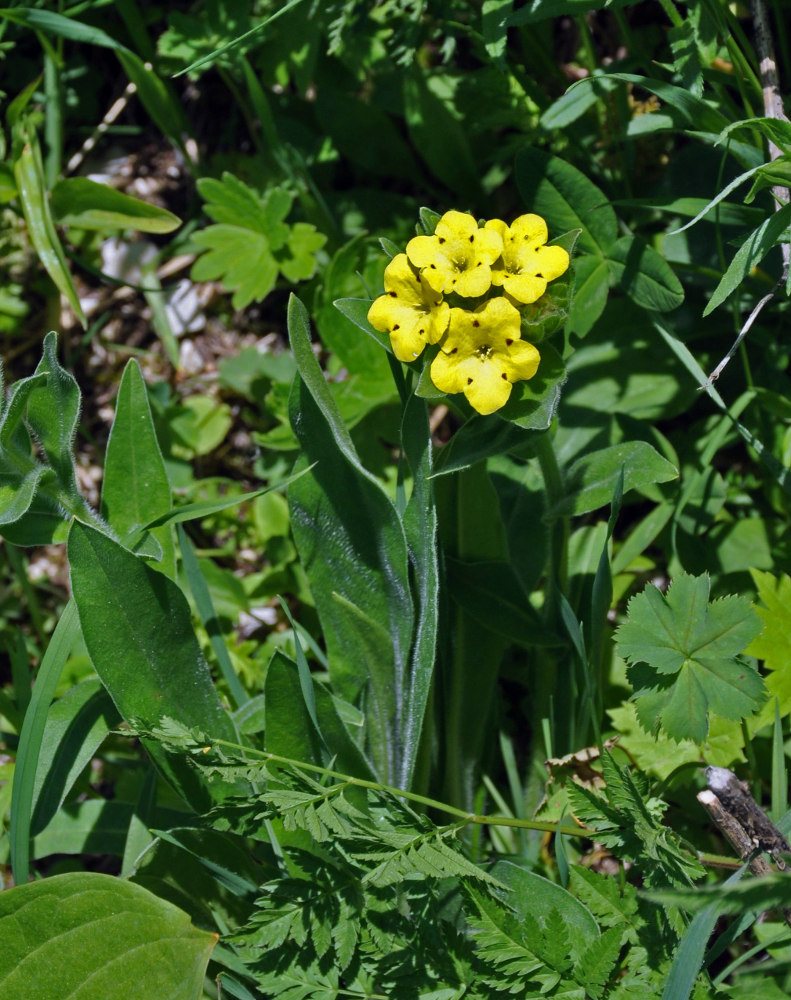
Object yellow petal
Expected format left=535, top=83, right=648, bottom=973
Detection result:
left=502, top=273, right=547, bottom=305
left=510, top=214, right=549, bottom=248
left=405, top=234, right=441, bottom=269
left=484, top=218, right=508, bottom=239
left=430, top=347, right=468, bottom=394
left=452, top=266, right=494, bottom=297
left=533, top=244, right=570, bottom=280
left=435, top=210, right=479, bottom=241
left=383, top=253, right=423, bottom=300
left=500, top=339, right=541, bottom=382
left=464, top=363, right=513, bottom=415
left=390, top=325, right=429, bottom=362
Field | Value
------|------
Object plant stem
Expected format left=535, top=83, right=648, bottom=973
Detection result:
left=202, top=736, right=743, bottom=868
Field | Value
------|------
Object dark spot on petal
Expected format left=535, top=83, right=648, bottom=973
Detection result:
left=393, top=324, right=400, bottom=330
left=501, top=372, right=508, bottom=380
left=438, top=237, right=446, bottom=244
left=450, top=347, right=458, bottom=354
left=505, top=338, right=513, bottom=346
left=477, top=261, right=482, bottom=267
left=473, top=320, right=480, bottom=327
left=389, top=291, right=397, bottom=297
left=419, top=327, right=425, bottom=334
left=467, top=377, right=473, bottom=384
left=535, top=273, right=543, bottom=278
left=430, top=264, right=437, bottom=269
left=469, top=235, right=474, bottom=243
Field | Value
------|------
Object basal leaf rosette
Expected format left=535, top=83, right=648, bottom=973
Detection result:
left=430, top=298, right=540, bottom=416
left=367, top=253, right=450, bottom=362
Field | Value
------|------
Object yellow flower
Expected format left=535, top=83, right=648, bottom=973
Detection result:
left=430, top=297, right=540, bottom=415
left=406, top=210, right=503, bottom=298
left=367, top=253, right=450, bottom=362
left=485, top=214, right=569, bottom=304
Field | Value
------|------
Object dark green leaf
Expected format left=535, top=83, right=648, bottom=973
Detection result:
left=101, top=359, right=174, bottom=573
left=31, top=680, right=119, bottom=837
left=404, top=70, right=480, bottom=203
left=286, top=295, right=414, bottom=786
left=549, top=441, right=678, bottom=517
left=265, top=651, right=375, bottom=779
left=515, top=148, right=617, bottom=256
left=606, top=235, right=684, bottom=312
left=14, top=132, right=86, bottom=328
left=68, top=520, right=238, bottom=809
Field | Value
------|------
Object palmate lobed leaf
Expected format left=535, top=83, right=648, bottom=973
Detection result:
left=191, top=174, right=325, bottom=307
left=746, top=570, right=791, bottom=731
left=616, top=573, right=765, bottom=742
left=191, top=224, right=280, bottom=309
left=196, top=172, right=292, bottom=238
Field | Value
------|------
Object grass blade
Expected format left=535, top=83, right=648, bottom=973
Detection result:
left=10, top=598, right=80, bottom=883
left=177, top=523, right=247, bottom=710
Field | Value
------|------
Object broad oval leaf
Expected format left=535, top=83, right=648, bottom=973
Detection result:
left=0, top=871, right=216, bottom=1000
left=606, top=235, right=684, bottom=312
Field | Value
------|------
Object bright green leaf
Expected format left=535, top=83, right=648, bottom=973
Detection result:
left=704, top=202, right=791, bottom=316
left=0, top=872, right=216, bottom=1000
left=616, top=573, right=765, bottom=742
left=50, top=177, right=181, bottom=232
left=747, top=570, right=791, bottom=731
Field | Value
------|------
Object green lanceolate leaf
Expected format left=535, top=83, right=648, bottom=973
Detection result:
left=548, top=441, right=678, bottom=517
left=704, top=202, right=791, bottom=316
left=0, top=872, right=217, bottom=1000
left=101, top=359, right=174, bottom=573
left=27, top=332, right=81, bottom=495
left=400, top=391, right=439, bottom=783
left=286, top=294, right=415, bottom=787
left=13, top=129, right=86, bottom=328
left=265, top=650, right=375, bottom=779
left=30, top=680, right=119, bottom=837
left=67, top=520, right=238, bottom=809
left=615, top=573, right=765, bottom=742
left=50, top=177, right=181, bottom=232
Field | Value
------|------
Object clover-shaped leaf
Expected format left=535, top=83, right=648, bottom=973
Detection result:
left=615, top=573, right=766, bottom=743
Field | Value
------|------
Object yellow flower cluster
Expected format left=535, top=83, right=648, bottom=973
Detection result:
left=368, top=210, right=569, bottom=415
